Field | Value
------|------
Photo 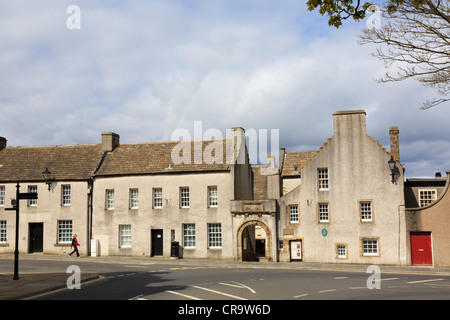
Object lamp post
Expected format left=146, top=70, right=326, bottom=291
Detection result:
left=388, top=156, right=396, bottom=183
left=5, top=183, right=38, bottom=280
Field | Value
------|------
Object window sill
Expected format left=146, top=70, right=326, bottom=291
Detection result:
left=54, top=243, right=71, bottom=247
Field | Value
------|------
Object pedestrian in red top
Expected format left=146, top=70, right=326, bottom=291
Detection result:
left=69, top=234, right=80, bottom=258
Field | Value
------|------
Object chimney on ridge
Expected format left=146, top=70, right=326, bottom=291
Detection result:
left=101, top=132, right=120, bottom=152
left=389, top=126, right=400, bottom=163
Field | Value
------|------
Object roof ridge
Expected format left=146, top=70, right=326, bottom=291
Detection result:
left=118, top=137, right=231, bottom=146
left=3, top=143, right=100, bottom=149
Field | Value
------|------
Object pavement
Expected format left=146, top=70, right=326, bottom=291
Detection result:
left=1, top=253, right=450, bottom=300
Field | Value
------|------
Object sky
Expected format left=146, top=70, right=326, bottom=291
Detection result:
left=0, top=0, right=449, bottom=178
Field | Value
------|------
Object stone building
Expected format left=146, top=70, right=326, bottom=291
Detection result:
left=277, top=110, right=407, bottom=265
left=0, top=110, right=447, bottom=266
left=404, top=172, right=450, bottom=267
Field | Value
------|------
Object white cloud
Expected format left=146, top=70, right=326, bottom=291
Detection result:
left=0, top=0, right=449, bottom=178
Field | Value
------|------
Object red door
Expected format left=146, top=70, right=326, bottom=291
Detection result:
left=410, top=232, right=433, bottom=265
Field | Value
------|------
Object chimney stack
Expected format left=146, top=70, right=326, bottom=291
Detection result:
left=389, top=126, right=400, bottom=163
left=0, top=137, right=7, bottom=151
left=231, top=127, right=246, bottom=164
left=101, top=132, right=120, bottom=152
left=333, top=110, right=367, bottom=139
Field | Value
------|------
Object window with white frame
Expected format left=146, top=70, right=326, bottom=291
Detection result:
left=183, top=224, right=196, bottom=248
left=208, top=223, right=222, bottom=248
left=0, top=186, right=5, bottom=206
left=318, top=168, right=329, bottom=190
left=58, top=220, right=72, bottom=244
left=360, top=201, right=372, bottom=222
left=120, top=225, right=131, bottom=248
left=106, top=189, right=114, bottom=210
left=62, top=185, right=71, bottom=206
left=208, top=186, right=218, bottom=207
left=362, top=238, right=379, bottom=256
left=180, top=187, right=190, bottom=208
left=0, top=221, right=6, bottom=243
left=419, top=189, right=437, bottom=207
left=28, top=185, right=37, bottom=206
left=337, top=244, right=347, bottom=259
left=129, top=188, right=139, bottom=209
left=289, top=205, right=299, bottom=223
left=153, top=188, right=162, bottom=209
left=318, top=203, right=329, bottom=222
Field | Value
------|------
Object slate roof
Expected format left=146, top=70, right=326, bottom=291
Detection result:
left=0, top=144, right=104, bottom=182
left=252, top=166, right=268, bottom=200
left=95, top=139, right=231, bottom=177
left=0, top=139, right=233, bottom=182
left=281, top=151, right=319, bottom=177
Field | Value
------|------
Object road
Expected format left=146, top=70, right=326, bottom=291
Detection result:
left=1, top=257, right=449, bottom=301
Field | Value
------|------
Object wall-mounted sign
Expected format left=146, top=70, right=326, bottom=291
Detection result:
left=322, top=229, right=327, bottom=237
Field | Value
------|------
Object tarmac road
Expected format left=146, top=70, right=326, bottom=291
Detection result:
left=1, top=253, right=450, bottom=301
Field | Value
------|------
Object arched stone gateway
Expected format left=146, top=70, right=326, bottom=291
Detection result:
left=237, top=220, right=273, bottom=262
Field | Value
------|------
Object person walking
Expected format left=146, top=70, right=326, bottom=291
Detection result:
left=69, top=234, right=80, bottom=258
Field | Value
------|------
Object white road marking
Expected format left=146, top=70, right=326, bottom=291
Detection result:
left=219, top=281, right=256, bottom=294
left=407, top=278, right=444, bottom=284
left=319, top=289, right=336, bottom=293
left=192, top=285, right=247, bottom=300
left=376, top=278, right=399, bottom=281
left=293, top=294, right=309, bottom=298
left=166, top=290, right=203, bottom=300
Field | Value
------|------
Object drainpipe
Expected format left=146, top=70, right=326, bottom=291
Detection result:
left=398, top=204, right=405, bottom=266
left=86, top=178, right=94, bottom=256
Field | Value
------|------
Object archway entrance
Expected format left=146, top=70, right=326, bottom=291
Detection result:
left=237, top=220, right=272, bottom=262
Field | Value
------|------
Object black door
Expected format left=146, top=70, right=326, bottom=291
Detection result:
left=29, top=223, right=43, bottom=253
left=151, top=229, right=163, bottom=256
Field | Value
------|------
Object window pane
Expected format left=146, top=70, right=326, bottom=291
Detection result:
left=360, top=201, right=372, bottom=221
left=153, top=188, right=162, bottom=208
left=106, top=189, right=114, bottom=209
left=362, top=239, right=378, bottom=256
left=0, top=186, right=4, bottom=206
left=319, top=203, right=329, bottom=222
left=58, top=220, right=72, bottom=243
left=183, top=224, right=195, bottom=247
left=120, top=225, right=131, bottom=247
left=337, top=245, right=346, bottom=258
left=419, top=190, right=437, bottom=207
left=208, top=223, right=222, bottom=248
left=28, top=185, right=37, bottom=206
left=208, top=186, right=218, bottom=207
left=62, top=185, right=71, bottom=206
left=289, top=205, right=299, bottom=223
left=318, top=169, right=329, bottom=190
left=180, top=187, right=189, bottom=208
left=130, top=189, right=139, bottom=209
left=0, top=221, right=7, bottom=243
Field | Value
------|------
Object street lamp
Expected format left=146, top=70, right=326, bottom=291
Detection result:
left=388, top=156, right=396, bottom=183
left=5, top=183, right=38, bottom=280
left=42, top=167, right=53, bottom=191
